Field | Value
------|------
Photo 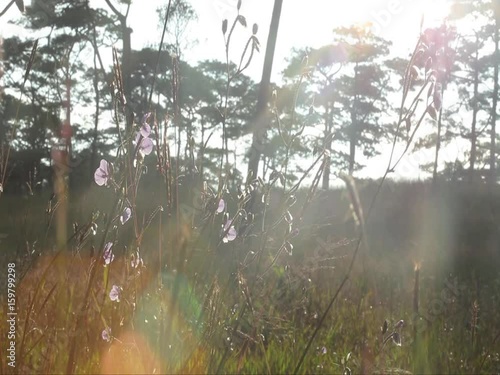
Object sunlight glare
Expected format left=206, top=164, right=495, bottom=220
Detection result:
left=321, top=0, right=451, bottom=38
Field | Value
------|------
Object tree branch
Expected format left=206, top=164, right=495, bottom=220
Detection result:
left=104, top=0, right=125, bottom=22
left=0, top=0, right=15, bottom=17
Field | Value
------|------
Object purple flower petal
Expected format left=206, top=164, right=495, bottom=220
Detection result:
left=139, top=137, right=154, bottom=156
left=142, top=112, right=151, bottom=125
left=216, top=199, right=225, bottom=213
left=120, top=207, right=132, bottom=225
left=135, top=133, right=154, bottom=156
left=94, top=159, right=110, bottom=186
left=140, top=123, right=151, bottom=138
left=225, top=227, right=237, bottom=242
left=102, top=327, right=111, bottom=342
left=109, top=285, right=121, bottom=302
left=103, top=242, right=114, bottom=265
left=290, top=228, right=300, bottom=238
left=222, top=219, right=237, bottom=243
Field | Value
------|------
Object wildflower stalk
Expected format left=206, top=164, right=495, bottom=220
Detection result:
left=147, top=0, right=172, bottom=108
left=65, top=192, right=121, bottom=374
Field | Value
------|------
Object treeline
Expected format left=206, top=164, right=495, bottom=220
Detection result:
left=0, top=0, right=498, bottom=193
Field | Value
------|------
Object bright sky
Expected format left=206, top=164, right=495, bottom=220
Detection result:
left=1, top=0, right=451, bottom=77
left=118, top=0, right=453, bottom=181
left=0, top=0, right=456, bottom=180
left=124, top=0, right=452, bottom=80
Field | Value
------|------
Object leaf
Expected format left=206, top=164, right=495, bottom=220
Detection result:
left=382, top=320, right=388, bottom=334
left=285, top=241, right=293, bottom=255
left=427, top=82, right=435, bottom=100
left=238, top=15, right=247, bottom=27
left=414, top=48, right=425, bottom=62
left=279, top=173, right=285, bottom=187
left=252, top=23, right=258, bottom=35
left=427, top=105, right=437, bottom=121
left=433, top=88, right=442, bottom=111
left=425, top=56, right=433, bottom=74
left=222, top=19, right=228, bottom=35
left=392, top=332, right=402, bottom=346
left=237, top=0, right=242, bottom=10
left=410, top=65, right=420, bottom=81
left=15, top=0, right=24, bottom=13
left=23, top=39, right=38, bottom=86
left=405, top=118, right=411, bottom=133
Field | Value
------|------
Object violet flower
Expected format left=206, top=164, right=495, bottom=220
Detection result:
left=109, top=285, right=122, bottom=302
left=216, top=198, right=225, bottom=214
left=102, top=327, right=112, bottom=342
left=222, top=219, right=237, bottom=243
left=103, top=242, right=114, bottom=265
left=140, top=122, right=151, bottom=138
left=135, top=132, right=154, bottom=156
left=120, top=207, right=132, bottom=225
left=94, top=159, right=110, bottom=186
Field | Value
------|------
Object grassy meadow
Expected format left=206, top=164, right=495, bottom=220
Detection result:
left=1, top=179, right=500, bottom=374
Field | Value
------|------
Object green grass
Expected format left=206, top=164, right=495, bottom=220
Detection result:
left=1, top=180, right=500, bottom=374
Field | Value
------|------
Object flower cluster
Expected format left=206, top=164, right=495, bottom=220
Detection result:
left=215, top=198, right=237, bottom=243
left=94, top=113, right=155, bottom=187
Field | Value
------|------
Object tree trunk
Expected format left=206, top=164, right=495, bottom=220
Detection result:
left=322, top=102, right=333, bottom=189
left=432, top=97, right=444, bottom=185
left=349, top=63, right=359, bottom=176
left=470, top=43, right=479, bottom=182
left=490, top=6, right=499, bottom=185
left=349, top=133, right=356, bottom=175
left=246, top=0, right=283, bottom=183
left=90, top=50, right=100, bottom=184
